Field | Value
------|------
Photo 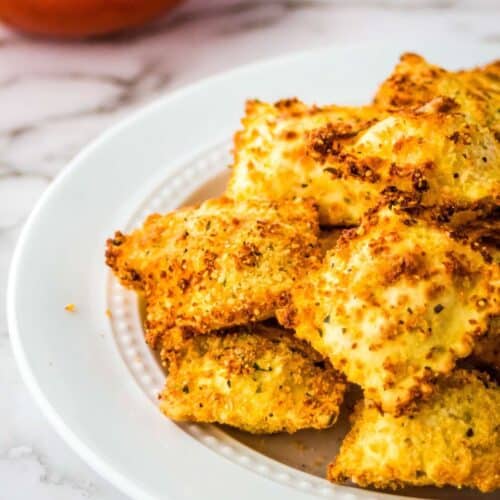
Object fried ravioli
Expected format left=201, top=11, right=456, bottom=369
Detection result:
left=106, top=197, right=321, bottom=347
left=278, top=206, right=499, bottom=414
left=226, top=98, right=382, bottom=225
left=227, top=96, right=499, bottom=226
left=328, top=370, right=500, bottom=493
left=158, top=324, right=346, bottom=434
left=374, top=52, right=500, bottom=134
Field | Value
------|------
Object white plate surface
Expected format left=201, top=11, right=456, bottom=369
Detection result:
left=7, top=43, right=500, bottom=500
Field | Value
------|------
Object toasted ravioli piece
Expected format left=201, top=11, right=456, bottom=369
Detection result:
left=328, top=371, right=500, bottom=493
left=228, top=97, right=499, bottom=226
left=106, top=197, right=321, bottom=346
left=227, top=98, right=382, bottom=225
left=279, top=206, right=499, bottom=414
left=374, top=52, right=500, bottom=133
left=318, top=101, right=499, bottom=224
left=158, top=325, right=346, bottom=434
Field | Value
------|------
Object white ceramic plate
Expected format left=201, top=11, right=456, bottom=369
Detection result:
left=8, top=43, right=500, bottom=500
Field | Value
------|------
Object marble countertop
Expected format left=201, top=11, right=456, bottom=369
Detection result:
left=1, top=0, right=498, bottom=498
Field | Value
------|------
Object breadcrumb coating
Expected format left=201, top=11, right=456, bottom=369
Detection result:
left=374, top=52, right=500, bottom=134
left=106, top=197, right=321, bottom=347
left=328, top=370, right=500, bottom=493
left=226, top=98, right=382, bottom=225
left=227, top=96, right=499, bottom=226
left=158, top=324, right=346, bottom=434
left=278, top=206, right=499, bottom=414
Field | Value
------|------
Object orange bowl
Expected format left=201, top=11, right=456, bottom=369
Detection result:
left=0, top=0, right=183, bottom=38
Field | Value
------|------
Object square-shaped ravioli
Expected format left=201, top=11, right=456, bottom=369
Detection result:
left=158, top=324, right=346, bottom=434
left=106, top=197, right=321, bottom=346
left=329, top=371, right=500, bottom=493
left=278, top=206, right=499, bottom=414
left=226, top=98, right=382, bottom=226
left=227, top=97, right=500, bottom=227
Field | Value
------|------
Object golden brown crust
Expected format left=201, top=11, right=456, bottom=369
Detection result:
left=374, top=52, right=500, bottom=134
left=373, top=54, right=500, bottom=228
left=226, top=99, right=382, bottom=225
left=106, top=197, right=322, bottom=347
left=328, top=370, right=500, bottom=493
left=278, top=205, right=500, bottom=414
left=158, top=324, right=346, bottom=434
left=227, top=95, right=500, bottom=226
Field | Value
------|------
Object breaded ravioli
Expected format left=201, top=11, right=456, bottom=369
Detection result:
left=374, top=52, right=500, bottom=133
left=278, top=206, right=499, bottom=414
left=158, top=324, right=346, bottom=434
left=106, top=197, right=321, bottom=347
left=338, top=100, right=499, bottom=224
left=226, top=98, right=382, bottom=225
left=328, top=371, right=500, bottom=493
left=227, top=96, right=499, bottom=226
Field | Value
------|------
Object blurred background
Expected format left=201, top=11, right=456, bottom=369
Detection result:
left=0, top=1, right=498, bottom=499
